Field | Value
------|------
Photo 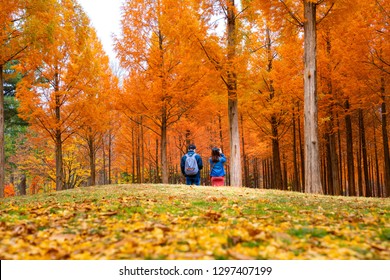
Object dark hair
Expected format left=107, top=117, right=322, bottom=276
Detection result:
left=211, top=147, right=220, bottom=163
left=188, top=144, right=196, bottom=150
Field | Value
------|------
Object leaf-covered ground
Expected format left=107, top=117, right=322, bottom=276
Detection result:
left=0, top=184, right=389, bottom=260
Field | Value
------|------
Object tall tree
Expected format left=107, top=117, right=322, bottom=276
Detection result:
left=196, top=0, right=244, bottom=186
left=226, top=0, right=243, bottom=186
left=16, top=0, right=97, bottom=191
left=0, top=0, right=52, bottom=197
left=302, top=0, right=323, bottom=194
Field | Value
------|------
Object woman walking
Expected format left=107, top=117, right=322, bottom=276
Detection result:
left=209, top=147, right=226, bottom=186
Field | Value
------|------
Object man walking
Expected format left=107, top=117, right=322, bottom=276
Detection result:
left=181, top=144, right=203, bottom=185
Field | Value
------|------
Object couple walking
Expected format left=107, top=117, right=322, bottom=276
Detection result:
left=180, top=144, right=226, bottom=186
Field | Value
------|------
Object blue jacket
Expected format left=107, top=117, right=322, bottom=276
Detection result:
left=209, top=154, right=226, bottom=177
left=181, top=150, right=203, bottom=177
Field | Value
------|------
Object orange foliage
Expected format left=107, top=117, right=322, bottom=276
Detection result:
left=29, top=176, right=44, bottom=195
left=4, top=184, right=16, bottom=197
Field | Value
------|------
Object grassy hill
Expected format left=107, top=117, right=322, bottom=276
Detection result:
left=0, top=184, right=389, bottom=260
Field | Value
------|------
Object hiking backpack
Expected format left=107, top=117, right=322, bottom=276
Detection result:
left=184, top=153, right=199, bottom=175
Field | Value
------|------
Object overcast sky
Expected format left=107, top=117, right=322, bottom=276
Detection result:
left=77, top=0, right=124, bottom=63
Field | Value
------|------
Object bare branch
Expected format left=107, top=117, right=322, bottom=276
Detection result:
left=235, top=6, right=250, bottom=20
left=196, top=37, right=229, bottom=88
left=279, top=0, right=303, bottom=27
left=317, top=2, right=335, bottom=25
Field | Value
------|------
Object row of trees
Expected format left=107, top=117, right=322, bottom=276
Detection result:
left=1, top=0, right=119, bottom=197
left=114, top=0, right=390, bottom=197
left=1, top=0, right=389, bottom=197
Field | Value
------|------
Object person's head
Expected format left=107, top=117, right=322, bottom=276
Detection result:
left=211, top=147, right=220, bottom=162
left=188, top=144, right=196, bottom=151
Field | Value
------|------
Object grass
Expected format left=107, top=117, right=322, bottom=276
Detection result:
left=0, top=184, right=389, bottom=260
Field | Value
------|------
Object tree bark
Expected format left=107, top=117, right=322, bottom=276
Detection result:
left=156, top=138, right=160, bottom=183
left=292, top=109, right=300, bottom=192
left=303, top=1, right=322, bottom=194
left=380, top=76, right=390, bottom=197
left=345, top=99, right=355, bottom=196
left=324, top=32, right=340, bottom=196
left=271, top=116, right=283, bottom=189
left=265, top=26, right=283, bottom=190
left=18, top=174, right=27, bottom=195
left=108, top=130, right=112, bottom=184
left=54, top=71, right=63, bottom=191
left=102, top=136, right=106, bottom=184
left=227, top=0, right=242, bottom=186
left=216, top=114, right=223, bottom=151
left=298, top=103, right=305, bottom=190
left=161, top=114, right=168, bottom=184
left=374, top=119, right=380, bottom=196
left=140, top=116, right=145, bottom=183
left=88, top=135, right=96, bottom=186
left=357, top=138, right=363, bottom=196
left=0, top=65, right=4, bottom=197
left=131, top=127, right=135, bottom=183
left=337, top=116, right=344, bottom=194
left=241, top=115, right=249, bottom=187
left=358, top=109, right=370, bottom=196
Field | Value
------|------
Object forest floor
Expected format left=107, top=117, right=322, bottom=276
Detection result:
left=0, top=184, right=389, bottom=260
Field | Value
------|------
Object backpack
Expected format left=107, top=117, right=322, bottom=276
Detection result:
left=184, top=153, right=199, bottom=175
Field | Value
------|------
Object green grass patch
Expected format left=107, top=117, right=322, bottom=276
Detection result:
left=379, top=228, right=390, bottom=241
left=288, top=227, right=328, bottom=238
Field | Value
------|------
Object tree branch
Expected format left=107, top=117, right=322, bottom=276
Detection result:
left=279, top=0, right=303, bottom=27
left=317, top=2, right=335, bottom=25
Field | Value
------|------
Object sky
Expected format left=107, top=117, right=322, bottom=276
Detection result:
left=77, top=0, right=125, bottom=64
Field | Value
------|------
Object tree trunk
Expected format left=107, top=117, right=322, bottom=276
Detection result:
left=329, top=132, right=340, bottom=195
left=227, top=0, right=242, bottom=187
left=0, top=65, right=4, bottom=197
left=156, top=138, right=160, bottom=183
left=254, top=158, right=259, bottom=188
left=271, top=116, right=283, bottom=189
left=322, top=149, right=327, bottom=193
left=381, top=76, right=390, bottom=197
left=325, top=134, right=332, bottom=194
left=264, top=159, right=268, bottom=189
left=303, top=1, right=322, bottom=194
left=282, top=154, right=288, bottom=190
left=54, top=72, right=63, bottom=191
left=218, top=114, right=224, bottom=151
left=108, top=130, right=112, bottom=184
left=102, top=136, right=106, bottom=184
left=337, top=116, right=344, bottom=194
left=374, top=119, right=380, bottom=196
left=140, top=116, right=145, bottom=183
left=157, top=27, right=169, bottom=185
left=18, top=174, right=27, bottom=195
left=345, top=100, right=355, bottom=196
left=241, top=115, right=249, bottom=187
left=292, top=109, right=300, bottom=192
left=324, top=32, right=340, bottom=196
left=131, top=127, right=135, bottom=183
left=298, top=103, right=305, bottom=190
left=88, top=136, right=96, bottom=186
left=161, top=115, right=168, bottom=184
left=55, top=131, right=63, bottom=191
left=136, top=121, right=141, bottom=183
left=358, top=109, right=370, bottom=196
left=357, top=139, right=363, bottom=196
left=325, top=124, right=340, bottom=195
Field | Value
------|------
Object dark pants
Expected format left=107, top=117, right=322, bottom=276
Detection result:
left=186, top=174, right=200, bottom=185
